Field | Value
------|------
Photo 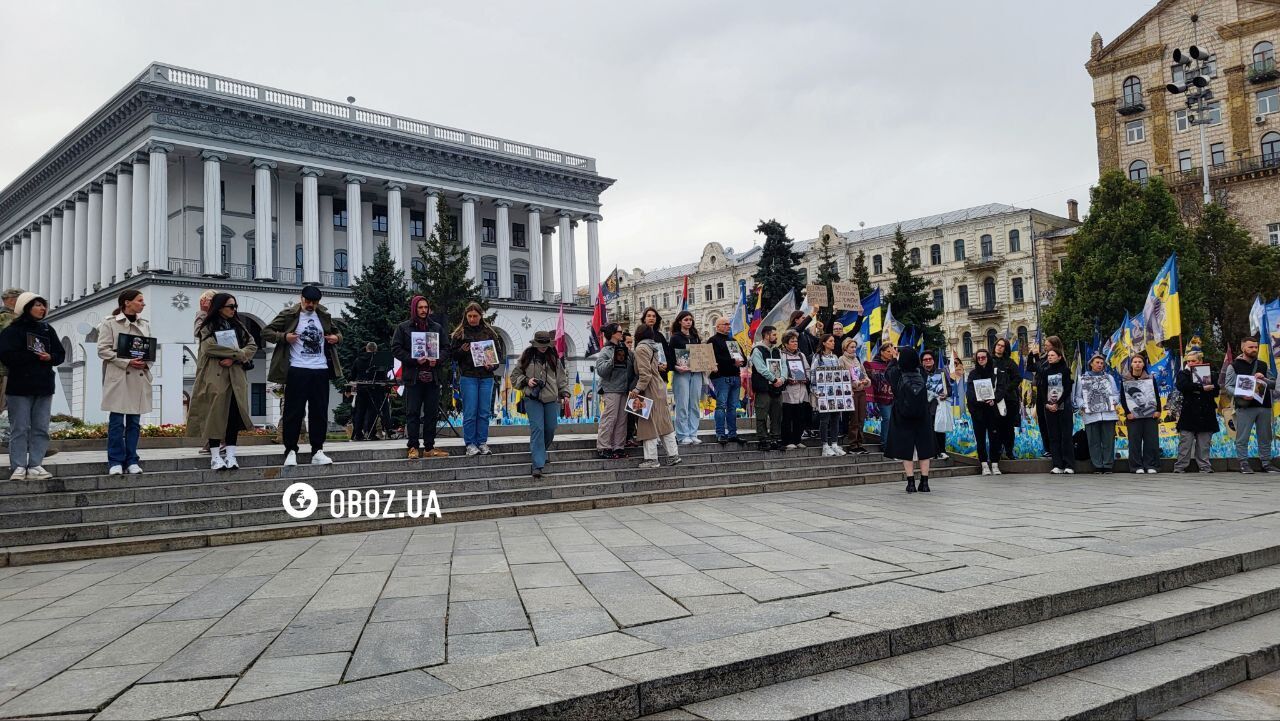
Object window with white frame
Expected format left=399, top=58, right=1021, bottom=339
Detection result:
left=1258, top=87, right=1280, bottom=116
left=1205, top=103, right=1222, bottom=125
left=1175, top=109, right=1191, bottom=133
left=1125, top=119, right=1145, bottom=144
left=1211, top=142, right=1226, bottom=166
left=1269, top=223, right=1280, bottom=246
left=1178, top=149, right=1193, bottom=172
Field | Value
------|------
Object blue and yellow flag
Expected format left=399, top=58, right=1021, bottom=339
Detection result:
left=861, top=288, right=882, bottom=336
left=1106, top=312, right=1131, bottom=374
left=1143, top=254, right=1181, bottom=344
left=883, top=304, right=903, bottom=346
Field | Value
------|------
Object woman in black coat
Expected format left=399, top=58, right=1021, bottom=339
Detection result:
left=0, top=293, right=66, bottom=480
left=1172, top=346, right=1219, bottom=473
left=966, top=348, right=1007, bottom=476
left=991, top=338, right=1022, bottom=460
left=885, top=347, right=936, bottom=493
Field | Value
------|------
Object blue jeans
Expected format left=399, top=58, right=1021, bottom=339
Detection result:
left=672, top=371, right=703, bottom=441
left=108, top=412, right=141, bottom=467
left=713, top=375, right=741, bottom=438
left=7, top=394, right=52, bottom=470
left=880, top=404, right=892, bottom=447
left=526, top=399, right=559, bottom=470
left=460, top=376, right=494, bottom=447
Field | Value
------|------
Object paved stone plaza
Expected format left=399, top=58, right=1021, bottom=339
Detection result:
left=0, top=471, right=1277, bottom=719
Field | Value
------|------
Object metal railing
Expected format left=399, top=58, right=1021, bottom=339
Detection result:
left=964, top=255, right=1003, bottom=269
left=1117, top=98, right=1147, bottom=115
left=511, top=289, right=531, bottom=301
left=320, top=271, right=349, bottom=288
left=168, top=257, right=202, bottom=276
left=225, top=263, right=251, bottom=280
left=1248, top=58, right=1279, bottom=83
left=143, top=63, right=597, bottom=172
left=967, top=304, right=1002, bottom=319
left=274, top=267, right=301, bottom=284
left=1159, top=153, right=1280, bottom=185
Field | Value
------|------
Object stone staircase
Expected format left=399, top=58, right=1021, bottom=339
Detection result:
left=324, top=534, right=1280, bottom=721
left=0, top=436, right=976, bottom=566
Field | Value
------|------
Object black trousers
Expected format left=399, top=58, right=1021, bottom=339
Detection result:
left=972, top=414, right=1001, bottom=464
left=782, top=402, right=810, bottom=445
left=282, top=367, right=331, bottom=454
left=209, top=396, right=245, bottom=446
left=1044, top=409, right=1074, bottom=469
left=998, top=413, right=1018, bottom=460
left=404, top=382, right=441, bottom=450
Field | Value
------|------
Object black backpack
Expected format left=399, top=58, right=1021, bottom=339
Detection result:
left=896, top=370, right=929, bottom=420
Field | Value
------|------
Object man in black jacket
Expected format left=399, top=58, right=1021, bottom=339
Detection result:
left=709, top=317, right=747, bottom=445
left=350, top=343, right=392, bottom=441
left=749, top=325, right=785, bottom=450
left=391, top=295, right=447, bottom=459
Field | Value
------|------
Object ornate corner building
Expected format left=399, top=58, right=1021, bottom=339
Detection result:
left=0, top=63, right=613, bottom=425
left=1089, top=0, right=1280, bottom=244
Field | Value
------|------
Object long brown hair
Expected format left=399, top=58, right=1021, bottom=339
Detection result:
left=115, top=289, right=142, bottom=317
left=670, top=311, right=698, bottom=341
left=450, top=301, right=495, bottom=341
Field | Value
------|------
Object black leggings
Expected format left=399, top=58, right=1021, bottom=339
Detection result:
left=782, top=403, right=810, bottom=445
left=972, top=414, right=1001, bottom=464
left=209, top=396, right=245, bottom=446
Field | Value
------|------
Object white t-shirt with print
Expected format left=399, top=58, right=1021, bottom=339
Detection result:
left=290, top=311, right=328, bottom=370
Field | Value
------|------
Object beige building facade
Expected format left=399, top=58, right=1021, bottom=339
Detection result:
left=611, top=203, right=1078, bottom=360
left=1089, top=0, right=1280, bottom=245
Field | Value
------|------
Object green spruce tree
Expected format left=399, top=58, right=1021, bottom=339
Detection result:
left=1043, top=171, right=1206, bottom=348
left=884, top=225, right=944, bottom=350
left=752, top=219, right=805, bottom=312
left=813, top=228, right=842, bottom=328
left=1195, top=202, right=1280, bottom=350
left=851, top=249, right=872, bottom=299
left=335, top=240, right=411, bottom=385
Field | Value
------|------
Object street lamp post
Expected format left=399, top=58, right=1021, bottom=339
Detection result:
left=1166, top=14, right=1215, bottom=206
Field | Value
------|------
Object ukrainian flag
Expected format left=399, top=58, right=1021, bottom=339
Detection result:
left=862, top=288, right=882, bottom=335
left=883, top=305, right=903, bottom=346
left=1143, top=254, right=1181, bottom=344
left=1106, top=312, right=1130, bottom=374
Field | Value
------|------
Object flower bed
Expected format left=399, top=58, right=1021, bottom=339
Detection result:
left=49, top=423, right=275, bottom=441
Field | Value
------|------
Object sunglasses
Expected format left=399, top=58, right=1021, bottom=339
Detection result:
left=224, top=304, right=238, bottom=310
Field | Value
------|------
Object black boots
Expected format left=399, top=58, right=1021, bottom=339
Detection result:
left=905, top=476, right=917, bottom=493
left=918, top=476, right=931, bottom=493
left=905, top=475, right=931, bottom=493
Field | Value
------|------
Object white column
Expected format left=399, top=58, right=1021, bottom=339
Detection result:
left=385, top=182, right=405, bottom=271
left=586, top=213, right=601, bottom=300
left=29, top=225, right=42, bottom=295
left=557, top=210, right=573, bottom=303
left=147, top=142, right=173, bottom=273
left=569, top=221, right=579, bottom=302
left=424, top=188, right=441, bottom=238
left=131, top=155, right=149, bottom=275
left=494, top=199, right=513, bottom=299
left=301, top=167, right=322, bottom=284
left=400, top=204, right=411, bottom=273
left=14, top=235, right=27, bottom=290
left=114, top=165, right=132, bottom=283
left=38, top=217, right=53, bottom=301
left=526, top=206, right=543, bottom=303
left=360, top=200, right=373, bottom=271
left=319, top=193, right=335, bottom=283
left=86, top=184, right=103, bottom=292
left=200, top=150, right=226, bottom=276
left=100, top=175, right=117, bottom=288
left=0, top=241, right=9, bottom=293
left=277, top=173, right=295, bottom=277
left=541, top=226, right=555, bottom=302
left=253, top=159, right=276, bottom=281
left=344, top=176, right=365, bottom=283
left=461, top=194, right=479, bottom=282
left=60, top=200, right=75, bottom=302
left=48, top=211, right=63, bottom=306
left=73, top=192, right=89, bottom=297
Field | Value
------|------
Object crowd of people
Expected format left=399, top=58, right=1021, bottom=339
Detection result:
left=2, top=288, right=1276, bottom=486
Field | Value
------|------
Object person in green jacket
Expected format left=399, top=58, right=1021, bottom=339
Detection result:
left=262, top=285, right=343, bottom=467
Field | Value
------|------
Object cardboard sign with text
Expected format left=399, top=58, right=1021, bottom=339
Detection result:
left=686, top=343, right=719, bottom=372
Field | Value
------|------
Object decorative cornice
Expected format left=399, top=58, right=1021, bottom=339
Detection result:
left=73, top=192, right=88, bottom=204
left=100, top=173, right=116, bottom=186
left=584, top=213, right=602, bottom=222
left=1086, top=43, right=1166, bottom=78
left=147, top=141, right=175, bottom=155
left=39, top=215, right=52, bottom=226
left=63, top=199, right=76, bottom=211
left=251, top=158, right=277, bottom=170
left=200, top=149, right=228, bottom=162
left=51, top=208, right=63, bottom=218
left=1218, top=13, right=1280, bottom=40
left=343, top=174, right=366, bottom=185
left=423, top=186, right=442, bottom=197
left=196, top=224, right=236, bottom=240
left=541, top=226, right=555, bottom=235
left=556, top=209, right=574, bottom=219
left=525, top=204, right=544, bottom=213
left=116, top=163, right=133, bottom=176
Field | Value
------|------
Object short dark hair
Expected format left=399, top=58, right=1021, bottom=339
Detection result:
left=759, top=324, right=777, bottom=336
left=1242, top=335, right=1260, bottom=345
left=601, top=323, right=621, bottom=339
left=921, top=349, right=937, bottom=362
left=634, top=324, right=657, bottom=343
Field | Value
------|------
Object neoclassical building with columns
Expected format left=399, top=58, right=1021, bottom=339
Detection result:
left=0, top=62, right=613, bottom=426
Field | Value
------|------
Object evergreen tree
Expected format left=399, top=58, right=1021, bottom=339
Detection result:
left=1043, top=171, right=1206, bottom=348
left=851, top=250, right=872, bottom=299
left=751, top=219, right=805, bottom=311
left=884, top=225, right=944, bottom=350
left=813, top=228, right=842, bottom=328
left=334, top=240, right=411, bottom=386
left=1195, top=202, right=1280, bottom=350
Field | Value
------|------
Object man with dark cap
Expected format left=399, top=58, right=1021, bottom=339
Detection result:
left=263, top=285, right=343, bottom=467
left=0, top=288, right=23, bottom=414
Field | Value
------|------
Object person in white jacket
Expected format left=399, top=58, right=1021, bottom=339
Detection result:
left=95, top=290, right=154, bottom=475
left=1073, top=352, right=1121, bottom=474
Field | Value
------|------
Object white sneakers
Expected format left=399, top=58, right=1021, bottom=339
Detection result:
left=819, top=443, right=848, bottom=457
left=283, top=451, right=298, bottom=467
left=822, top=444, right=836, bottom=457
left=223, top=447, right=238, bottom=470
left=678, top=438, right=696, bottom=446
left=465, top=445, right=480, bottom=457
left=9, top=467, right=25, bottom=481
left=937, top=452, right=950, bottom=460
left=26, top=467, right=51, bottom=480
left=211, top=453, right=227, bottom=471
left=784, top=444, right=798, bottom=451
left=283, top=450, right=330, bottom=466
left=833, top=445, right=847, bottom=456
left=991, top=463, right=1002, bottom=476
left=1050, top=467, right=1063, bottom=474
left=981, top=462, right=992, bottom=475
left=638, top=460, right=660, bottom=469
left=108, top=465, right=124, bottom=476
left=478, top=444, right=492, bottom=456
left=127, top=464, right=143, bottom=475
left=1064, top=468, right=1075, bottom=474
left=691, top=437, right=703, bottom=445
left=311, top=451, right=332, bottom=465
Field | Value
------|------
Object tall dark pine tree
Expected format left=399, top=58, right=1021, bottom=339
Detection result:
left=412, top=195, right=491, bottom=419
left=851, top=250, right=872, bottom=299
left=813, top=229, right=842, bottom=328
left=752, top=219, right=805, bottom=312
left=884, top=225, right=944, bottom=351
left=335, top=240, right=411, bottom=386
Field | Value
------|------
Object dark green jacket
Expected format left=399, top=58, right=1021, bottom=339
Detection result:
left=262, top=303, right=343, bottom=384
left=0, top=306, right=14, bottom=377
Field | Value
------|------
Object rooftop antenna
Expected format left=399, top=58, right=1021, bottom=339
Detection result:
left=346, top=96, right=357, bottom=104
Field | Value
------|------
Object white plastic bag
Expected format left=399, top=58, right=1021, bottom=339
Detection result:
left=934, top=402, right=954, bottom=432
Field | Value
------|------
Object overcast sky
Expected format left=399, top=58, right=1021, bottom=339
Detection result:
left=0, top=0, right=1152, bottom=278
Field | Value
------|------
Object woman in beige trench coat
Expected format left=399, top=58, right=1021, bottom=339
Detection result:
left=631, top=324, right=681, bottom=469
left=96, top=290, right=155, bottom=475
left=187, top=293, right=257, bottom=470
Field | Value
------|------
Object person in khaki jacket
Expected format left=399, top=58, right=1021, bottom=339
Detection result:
left=631, top=324, right=682, bottom=469
left=96, top=290, right=155, bottom=475
left=511, top=331, right=569, bottom=478
left=187, top=293, right=257, bottom=470
left=262, top=285, right=342, bottom=467
left=0, top=288, right=22, bottom=415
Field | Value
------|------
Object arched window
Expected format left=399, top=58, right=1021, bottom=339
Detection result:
left=334, top=249, right=348, bottom=287
left=1263, top=132, right=1280, bottom=163
left=1008, top=229, right=1020, bottom=253
left=1254, top=41, right=1275, bottom=66
left=962, top=332, right=973, bottom=358
left=954, top=239, right=966, bottom=261
left=1122, top=76, right=1143, bottom=107
left=980, top=234, right=993, bottom=258
left=295, top=244, right=303, bottom=270
left=983, top=277, right=997, bottom=310
left=1017, top=326, right=1029, bottom=350
left=986, top=328, right=998, bottom=352
left=930, top=244, right=941, bottom=265
left=1012, top=277, right=1024, bottom=303
left=411, top=257, right=425, bottom=273
left=909, top=248, right=920, bottom=267
left=1129, top=159, right=1149, bottom=183
left=873, top=255, right=883, bottom=274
